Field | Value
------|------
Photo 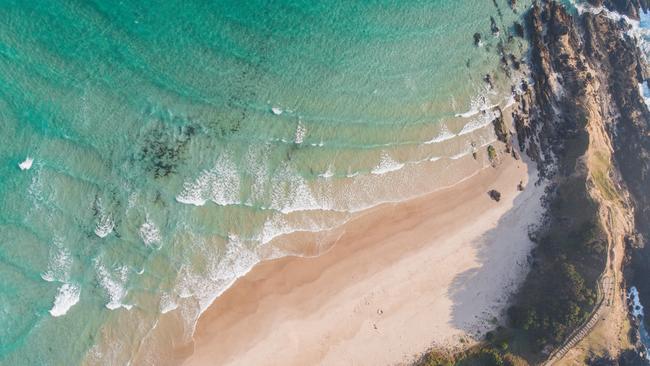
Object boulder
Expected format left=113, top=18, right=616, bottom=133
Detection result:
left=488, top=190, right=502, bottom=202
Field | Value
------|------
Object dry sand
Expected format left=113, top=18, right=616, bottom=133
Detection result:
left=179, top=155, right=546, bottom=366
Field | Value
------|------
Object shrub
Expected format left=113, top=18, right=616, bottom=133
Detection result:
left=488, top=145, right=497, bottom=161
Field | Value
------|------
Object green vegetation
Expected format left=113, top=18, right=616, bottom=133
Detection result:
left=415, top=115, right=608, bottom=366
left=591, top=151, right=620, bottom=203
left=492, top=88, right=606, bottom=361
left=488, top=127, right=606, bottom=362
left=415, top=189, right=605, bottom=366
left=416, top=351, right=454, bottom=366
left=487, top=145, right=497, bottom=162
left=415, top=344, right=528, bottom=366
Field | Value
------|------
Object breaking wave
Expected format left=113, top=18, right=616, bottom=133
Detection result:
left=95, top=260, right=132, bottom=311
left=50, top=283, right=81, bottom=317
left=371, top=152, right=405, bottom=175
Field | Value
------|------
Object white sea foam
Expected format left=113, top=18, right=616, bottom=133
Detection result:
left=639, top=83, right=650, bottom=109
left=28, top=170, right=45, bottom=204
left=95, top=260, right=131, bottom=310
left=424, top=125, right=456, bottom=144
left=94, top=211, right=114, bottom=238
left=628, top=286, right=650, bottom=361
left=295, top=120, right=307, bottom=144
left=455, top=109, right=482, bottom=119
left=639, top=6, right=650, bottom=108
left=49, top=283, right=80, bottom=317
left=176, top=171, right=211, bottom=206
left=630, top=286, right=645, bottom=317
left=19, top=157, right=33, bottom=171
left=245, top=147, right=271, bottom=206
left=269, top=163, right=327, bottom=213
left=255, top=212, right=341, bottom=245
left=640, top=10, right=650, bottom=112
left=450, top=95, right=458, bottom=111
left=574, top=2, right=632, bottom=23
left=139, top=218, right=161, bottom=247
left=573, top=3, right=650, bottom=104
left=271, top=107, right=283, bottom=115
left=310, top=141, right=325, bottom=147
left=127, top=192, right=138, bottom=210
left=160, top=293, right=178, bottom=314
left=176, top=154, right=241, bottom=207
left=371, top=152, right=405, bottom=175
left=176, top=234, right=260, bottom=311
left=639, top=10, right=650, bottom=55
left=458, top=107, right=500, bottom=136
left=319, top=166, right=334, bottom=179
left=257, top=215, right=295, bottom=245
left=450, top=150, right=472, bottom=160
left=454, top=93, right=497, bottom=119
left=41, top=239, right=72, bottom=283
left=573, top=1, right=650, bottom=43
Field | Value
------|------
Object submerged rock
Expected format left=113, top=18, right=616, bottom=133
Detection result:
left=513, top=22, right=524, bottom=38
left=484, top=74, right=494, bottom=89
left=490, top=16, right=500, bottom=36
left=509, top=54, right=521, bottom=70
left=474, top=32, right=482, bottom=47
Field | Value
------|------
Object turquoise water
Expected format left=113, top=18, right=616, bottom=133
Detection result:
left=0, top=1, right=530, bottom=364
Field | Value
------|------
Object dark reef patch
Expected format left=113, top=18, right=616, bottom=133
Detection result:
left=136, top=119, right=198, bottom=179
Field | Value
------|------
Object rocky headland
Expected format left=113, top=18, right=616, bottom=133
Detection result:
left=418, top=0, right=650, bottom=364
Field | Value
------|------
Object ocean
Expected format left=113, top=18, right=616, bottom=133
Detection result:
left=0, top=0, right=531, bottom=364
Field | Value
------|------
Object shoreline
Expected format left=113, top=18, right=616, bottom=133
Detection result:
left=175, top=151, right=546, bottom=366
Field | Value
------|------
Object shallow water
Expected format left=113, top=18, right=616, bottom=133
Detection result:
left=0, top=1, right=531, bottom=364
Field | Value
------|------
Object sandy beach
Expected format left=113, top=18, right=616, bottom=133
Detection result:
left=178, top=154, right=545, bottom=366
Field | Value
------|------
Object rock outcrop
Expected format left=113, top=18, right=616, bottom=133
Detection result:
left=586, top=0, right=650, bottom=350
left=492, top=107, right=510, bottom=143
left=512, top=1, right=594, bottom=178
left=508, top=0, right=649, bottom=362
left=586, top=0, right=649, bottom=19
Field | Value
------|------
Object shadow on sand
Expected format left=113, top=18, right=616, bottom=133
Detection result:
left=447, top=165, right=544, bottom=340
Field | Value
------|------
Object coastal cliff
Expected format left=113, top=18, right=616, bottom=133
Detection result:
left=418, top=0, right=650, bottom=364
